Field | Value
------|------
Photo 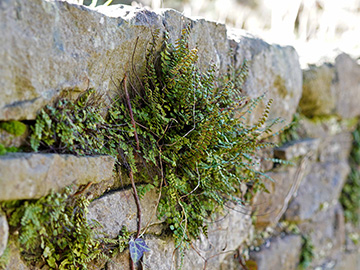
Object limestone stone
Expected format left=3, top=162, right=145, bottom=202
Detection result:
left=297, top=203, right=346, bottom=268
left=87, top=187, right=164, bottom=237
left=1, top=0, right=302, bottom=136
left=299, top=63, right=336, bottom=117
left=285, top=161, right=350, bottom=221
left=228, top=29, right=303, bottom=133
left=0, top=153, right=115, bottom=201
left=334, top=252, right=360, bottom=270
left=274, top=138, right=320, bottom=161
left=103, top=200, right=252, bottom=269
left=255, top=165, right=305, bottom=228
left=249, top=234, right=302, bottom=270
left=334, top=53, right=360, bottom=119
left=0, top=211, right=8, bottom=257
left=299, top=53, right=360, bottom=119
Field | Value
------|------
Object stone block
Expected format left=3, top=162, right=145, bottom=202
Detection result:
left=1, top=0, right=302, bottom=138
left=87, top=187, right=164, bottom=237
left=0, top=153, right=115, bottom=201
left=285, top=161, right=350, bottom=221
left=0, top=211, right=8, bottom=257
left=299, top=53, right=360, bottom=119
left=297, top=203, right=346, bottom=268
left=229, top=30, right=303, bottom=133
left=274, top=138, right=320, bottom=161
left=249, top=234, right=302, bottom=270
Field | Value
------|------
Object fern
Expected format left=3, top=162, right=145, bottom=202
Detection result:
left=29, top=25, right=281, bottom=254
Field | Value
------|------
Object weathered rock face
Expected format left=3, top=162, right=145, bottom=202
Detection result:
left=229, top=30, right=303, bottom=130
left=0, top=153, right=115, bottom=201
left=299, top=53, right=360, bottom=119
left=0, top=211, right=8, bottom=257
left=88, top=187, right=164, bottom=238
left=0, top=0, right=302, bottom=133
left=249, top=234, right=302, bottom=270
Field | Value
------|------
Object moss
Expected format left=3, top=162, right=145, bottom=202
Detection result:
left=274, top=75, right=288, bottom=98
left=0, top=143, right=20, bottom=156
left=0, top=144, right=6, bottom=155
left=0, top=121, right=27, bottom=136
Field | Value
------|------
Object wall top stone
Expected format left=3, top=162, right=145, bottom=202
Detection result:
left=0, top=153, right=115, bottom=201
left=299, top=53, right=360, bottom=119
left=1, top=0, right=302, bottom=133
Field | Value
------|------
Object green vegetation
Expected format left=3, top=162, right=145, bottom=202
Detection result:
left=0, top=187, right=112, bottom=269
left=340, top=122, right=360, bottom=225
left=0, top=143, right=20, bottom=155
left=0, top=121, right=26, bottom=136
left=298, top=235, right=314, bottom=270
left=30, top=25, right=280, bottom=262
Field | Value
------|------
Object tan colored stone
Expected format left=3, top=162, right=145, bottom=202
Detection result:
left=0, top=153, right=115, bottom=201
left=299, top=63, right=336, bottom=117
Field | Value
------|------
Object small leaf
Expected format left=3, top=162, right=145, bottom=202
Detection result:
left=129, top=238, right=151, bottom=263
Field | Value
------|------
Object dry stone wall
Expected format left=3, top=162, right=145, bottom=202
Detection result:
left=0, top=1, right=360, bottom=270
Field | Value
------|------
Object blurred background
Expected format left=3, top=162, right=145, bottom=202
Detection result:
left=70, top=0, right=360, bottom=66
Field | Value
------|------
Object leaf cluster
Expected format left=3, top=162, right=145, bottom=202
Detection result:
left=298, top=235, right=314, bottom=269
left=1, top=188, right=104, bottom=269
left=111, top=26, right=280, bottom=248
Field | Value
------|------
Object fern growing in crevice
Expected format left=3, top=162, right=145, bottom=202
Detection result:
left=111, top=25, right=280, bottom=250
left=29, top=24, right=281, bottom=261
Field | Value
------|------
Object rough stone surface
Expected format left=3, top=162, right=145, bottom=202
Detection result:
left=297, top=203, right=346, bottom=268
left=334, top=53, right=360, bottom=119
left=299, top=53, right=360, bottom=119
left=0, top=153, right=115, bottom=201
left=0, top=0, right=302, bottom=135
left=228, top=29, right=303, bottom=132
left=0, top=211, right=8, bottom=257
left=255, top=165, right=304, bottom=228
left=334, top=252, right=360, bottom=270
left=249, top=234, right=302, bottom=270
left=88, top=187, right=164, bottom=237
left=105, top=201, right=252, bottom=269
left=274, top=138, right=320, bottom=161
left=299, top=63, right=336, bottom=117
left=285, top=161, right=350, bottom=221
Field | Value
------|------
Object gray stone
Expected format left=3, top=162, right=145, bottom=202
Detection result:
left=334, top=252, right=360, bottom=270
left=297, top=203, right=346, bottom=268
left=318, top=132, right=353, bottom=163
left=299, top=53, right=360, bottom=119
left=1, top=0, right=302, bottom=137
left=255, top=164, right=306, bottom=228
left=88, top=187, right=164, bottom=237
left=104, top=200, right=252, bottom=269
left=180, top=204, right=252, bottom=269
left=0, top=153, right=115, bottom=201
left=285, top=161, right=350, bottom=221
left=334, top=53, right=360, bottom=119
left=229, top=29, right=303, bottom=133
left=249, top=234, right=302, bottom=270
left=0, top=211, right=8, bottom=257
left=274, top=138, right=320, bottom=161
